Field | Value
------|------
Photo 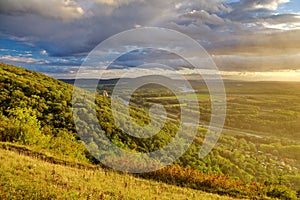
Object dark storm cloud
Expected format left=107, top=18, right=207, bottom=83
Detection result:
left=1, top=0, right=300, bottom=73
left=0, top=0, right=236, bottom=57
left=0, top=0, right=179, bottom=56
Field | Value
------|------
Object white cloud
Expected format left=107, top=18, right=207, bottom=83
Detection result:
left=261, top=22, right=300, bottom=30
left=253, top=0, right=289, bottom=10
left=182, top=10, right=226, bottom=25
left=0, top=55, right=46, bottom=64
left=40, top=50, right=48, bottom=56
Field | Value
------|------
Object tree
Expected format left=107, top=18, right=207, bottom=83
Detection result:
left=7, top=107, right=47, bottom=145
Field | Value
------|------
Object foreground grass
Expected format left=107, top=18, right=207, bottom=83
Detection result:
left=0, top=148, right=237, bottom=200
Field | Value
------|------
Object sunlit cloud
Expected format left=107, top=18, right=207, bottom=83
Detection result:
left=253, top=0, right=290, bottom=11
left=0, top=0, right=85, bottom=21
left=221, top=70, right=300, bottom=81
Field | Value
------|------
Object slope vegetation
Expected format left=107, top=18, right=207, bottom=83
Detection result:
left=0, top=63, right=298, bottom=199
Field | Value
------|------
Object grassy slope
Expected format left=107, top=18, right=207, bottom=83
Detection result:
left=0, top=147, right=237, bottom=200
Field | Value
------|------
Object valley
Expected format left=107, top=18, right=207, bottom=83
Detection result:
left=0, top=63, right=300, bottom=199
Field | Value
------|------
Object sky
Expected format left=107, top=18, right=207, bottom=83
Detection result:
left=0, top=0, right=300, bottom=81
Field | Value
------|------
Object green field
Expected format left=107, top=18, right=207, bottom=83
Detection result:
left=147, top=93, right=210, bottom=100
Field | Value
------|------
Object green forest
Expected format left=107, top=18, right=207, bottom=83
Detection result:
left=1, top=62, right=300, bottom=199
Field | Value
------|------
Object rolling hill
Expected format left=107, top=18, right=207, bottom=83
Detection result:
left=0, top=62, right=299, bottom=199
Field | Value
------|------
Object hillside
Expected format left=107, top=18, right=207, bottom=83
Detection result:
left=0, top=62, right=299, bottom=199
left=0, top=146, right=237, bottom=200
left=0, top=63, right=89, bottom=164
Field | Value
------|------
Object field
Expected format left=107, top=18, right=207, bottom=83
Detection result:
left=99, top=79, right=300, bottom=189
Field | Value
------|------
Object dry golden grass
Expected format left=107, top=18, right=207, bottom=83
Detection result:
left=0, top=148, right=239, bottom=200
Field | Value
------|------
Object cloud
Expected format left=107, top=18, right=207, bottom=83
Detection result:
left=0, top=0, right=180, bottom=56
left=213, top=53, right=300, bottom=72
left=2, top=0, right=294, bottom=57
left=209, top=29, right=300, bottom=55
left=229, top=0, right=290, bottom=11
left=0, top=55, right=46, bottom=64
left=176, top=0, right=232, bottom=13
left=256, top=14, right=300, bottom=30
left=1, top=0, right=300, bottom=75
left=224, top=0, right=291, bottom=23
left=92, top=0, right=139, bottom=6
left=248, top=0, right=289, bottom=11
left=40, top=50, right=48, bottom=56
left=221, top=70, right=300, bottom=81
left=181, top=10, right=226, bottom=26
left=0, top=0, right=84, bottom=20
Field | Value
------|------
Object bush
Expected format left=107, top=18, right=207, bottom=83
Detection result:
left=267, top=186, right=297, bottom=200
